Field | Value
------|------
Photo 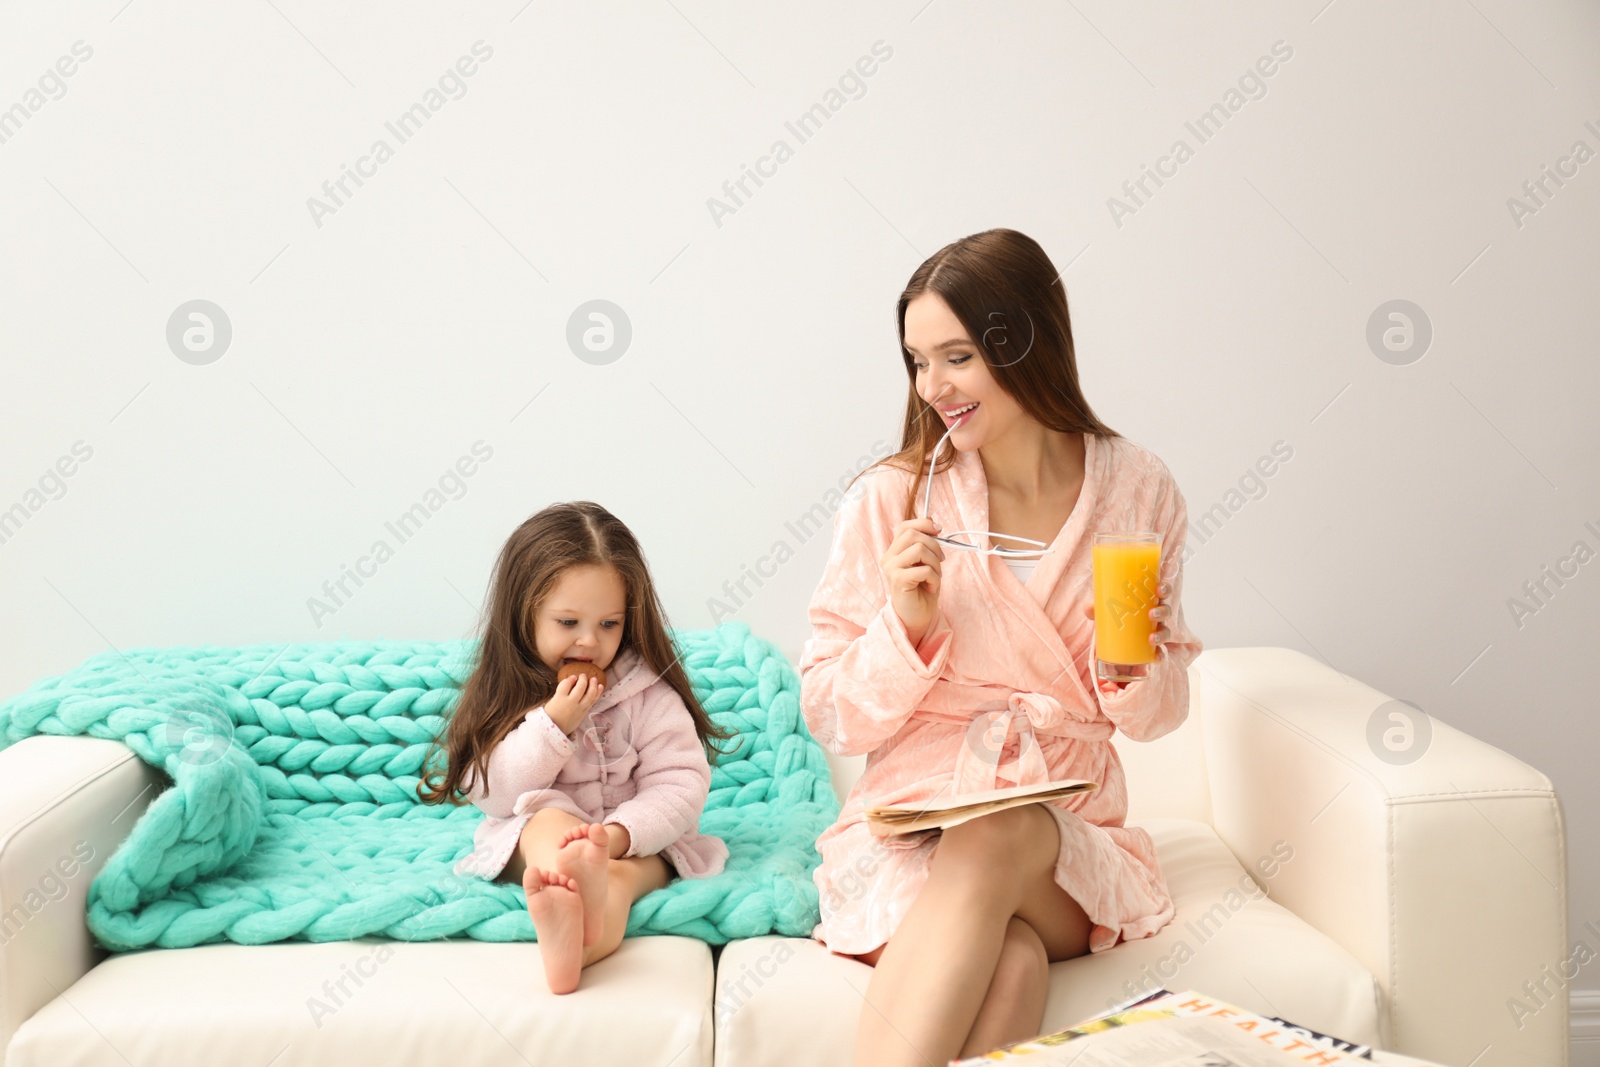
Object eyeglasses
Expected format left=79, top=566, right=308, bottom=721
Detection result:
left=919, top=411, right=1056, bottom=560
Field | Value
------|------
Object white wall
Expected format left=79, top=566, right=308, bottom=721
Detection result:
left=2, top=0, right=1596, bottom=1044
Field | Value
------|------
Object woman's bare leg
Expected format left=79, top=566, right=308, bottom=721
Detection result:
left=957, top=916, right=1051, bottom=1059
left=851, top=915, right=1059, bottom=1060
left=851, top=804, right=1090, bottom=1067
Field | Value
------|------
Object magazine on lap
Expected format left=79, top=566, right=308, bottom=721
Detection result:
left=865, top=778, right=1097, bottom=837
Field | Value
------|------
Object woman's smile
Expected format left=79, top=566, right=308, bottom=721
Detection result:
left=939, top=401, right=978, bottom=426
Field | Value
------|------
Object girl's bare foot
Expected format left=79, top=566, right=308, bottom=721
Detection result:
left=523, top=867, right=584, bottom=994
left=554, top=822, right=610, bottom=947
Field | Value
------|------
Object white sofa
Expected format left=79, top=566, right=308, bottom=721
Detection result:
left=0, top=647, right=1566, bottom=1067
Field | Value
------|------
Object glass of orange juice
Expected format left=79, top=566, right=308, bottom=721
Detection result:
left=1092, top=531, right=1162, bottom=683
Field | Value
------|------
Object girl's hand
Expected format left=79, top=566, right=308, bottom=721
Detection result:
left=881, top=516, right=945, bottom=647
left=545, top=673, right=605, bottom=735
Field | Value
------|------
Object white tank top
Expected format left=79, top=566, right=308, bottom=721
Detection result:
left=1002, top=555, right=1037, bottom=587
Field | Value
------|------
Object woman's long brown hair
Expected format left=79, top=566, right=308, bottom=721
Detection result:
left=851, top=228, right=1122, bottom=517
left=417, top=501, right=738, bottom=806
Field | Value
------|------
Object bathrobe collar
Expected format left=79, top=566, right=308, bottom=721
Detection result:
left=947, top=430, right=1101, bottom=621
left=589, top=644, right=656, bottom=714
left=933, top=431, right=1114, bottom=794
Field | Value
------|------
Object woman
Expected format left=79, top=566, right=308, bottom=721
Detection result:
left=798, top=228, right=1202, bottom=1066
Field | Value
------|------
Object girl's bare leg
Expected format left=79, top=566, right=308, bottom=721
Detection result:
left=528, top=850, right=666, bottom=993
left=578, top=850, right=671, bottom=970
left=505, top=809, right=608, bottom=941
left=851, top=804, right=1091, bottom=1067
left=504, top=809, right=671, bottom=994
left=523, top=867, right=586, bottom=993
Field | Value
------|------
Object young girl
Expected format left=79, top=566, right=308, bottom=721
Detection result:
left=419, top=501, right=736, bottom=994
left=800, top=228, right=1202, bottom=1065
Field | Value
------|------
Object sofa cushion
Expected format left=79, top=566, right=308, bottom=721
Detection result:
left=711, top=818, right=1383, bottom=1066
left=8, top=936, right=713, bottom=1067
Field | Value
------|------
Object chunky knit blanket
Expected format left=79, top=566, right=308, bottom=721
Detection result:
left=0, top=620, right=839, bottom=951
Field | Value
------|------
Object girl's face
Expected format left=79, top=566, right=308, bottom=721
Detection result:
left=904, top=291, right=1026, bottom=451
left=533, top=564, right=627, bottom=672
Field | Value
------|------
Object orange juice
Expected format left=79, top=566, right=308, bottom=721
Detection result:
left=1092, top=536, right=1161, bottom=665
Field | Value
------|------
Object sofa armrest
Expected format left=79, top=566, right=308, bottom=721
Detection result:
left=1197, top=648, right=1566, bottom=1067
left=0, top=736, right=164, bottom=1066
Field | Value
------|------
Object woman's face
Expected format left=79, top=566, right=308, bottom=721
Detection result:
left=904, top=292, right=1025, bottom=451
left=532, top=564, right=626, bottom=672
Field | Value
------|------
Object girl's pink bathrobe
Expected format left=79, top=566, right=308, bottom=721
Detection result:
left=454, top=644, right=729, bottom=882
left=800, top=431, right=1203, bottom=957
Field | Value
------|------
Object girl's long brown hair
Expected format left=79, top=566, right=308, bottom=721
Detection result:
left=417, top=501, right=738, bottom=806
left=851, top=228, right=1122, bottom=517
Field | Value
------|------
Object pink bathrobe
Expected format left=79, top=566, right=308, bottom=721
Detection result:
left=454, top=644, right=729, bottom=882
left=799, top=431, right=1203, bottom=957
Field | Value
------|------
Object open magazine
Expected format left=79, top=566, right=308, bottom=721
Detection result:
left=865, top=779, right=1098, bottom=838
left=948, top=987, right=1375, bottom=1065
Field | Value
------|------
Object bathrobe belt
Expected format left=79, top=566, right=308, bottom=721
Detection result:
left=912, top=690, right=1114, bottom=797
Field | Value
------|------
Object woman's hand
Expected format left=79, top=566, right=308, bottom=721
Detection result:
left=1148, top=581, right=1173, bottom=650
left=881, top=516, right=945, bottom=647
left=545, top=673, right=605, bottom=735
left=1089, top=580, right=1174, bottom=649
left=1090, top=580, right=1173, bottom=693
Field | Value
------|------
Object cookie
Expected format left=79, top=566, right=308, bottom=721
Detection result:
left=557, top=659, right=606, bottom=687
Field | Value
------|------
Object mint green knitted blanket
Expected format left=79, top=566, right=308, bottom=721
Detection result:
left=0, top=620, right=838, bottom=951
